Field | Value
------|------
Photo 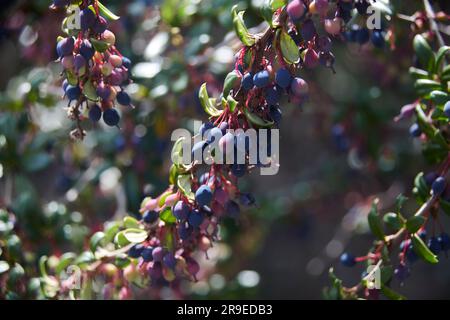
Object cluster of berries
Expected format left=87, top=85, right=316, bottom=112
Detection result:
left=52, top=0, right=133, bottom=136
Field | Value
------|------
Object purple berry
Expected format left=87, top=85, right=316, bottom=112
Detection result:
left=57, top=37, right=74, bottom=57
left=253, top=70, right=270, bottom=88
left=93, top=16, right=108, bottom=34
left=152, top=246, right=164, bottom=262
left=79, top=40, right=95, bottom=60
left=141, top=247, right=154, bottom=262
left=265, top=86, right=281, bottom=105
left=287, top=0, right=306, bottom=21
left=444, top=101, right=450, bottom=118
left=195, top=185, right=213, bottom=207
left=173, top=201, right=189, bottom=220
left=431, top=176, right=446, bottom=196
left=80, top=8, right=96, bottom=31
left=300, top=19, right=316, bottom=41
left=163, top=253, right=177, bottom=269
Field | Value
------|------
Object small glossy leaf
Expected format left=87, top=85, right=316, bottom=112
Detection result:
left=55, top=252, right=76, bottom=274
left=90, top=38, right=110, bottom=53
left=198, top=83, right=223, bottom=117
left=123, top=216, right=140, bottom=229
left=0, top=261, right=10, bottom=274
left=82, top=79, right=99, bottom=101
left=227, top=95, right=238, bottom=113
left=413, top=34, right=435, bottom=72
left=409, top=67, right=429, bottom=79
left=415, top=104, right=436, bottom=138
left=383, top=212, right=402, bottom=230
left=177, top=174, right=194, bottom=200
left=244, top=108, right=274, bottom=128
left=169, top=164, right=178, bottom=185
left=158, top=190, right=173, bottom=207
left=279, top=30, right=300, bottom=64
left=232, top=5, right=256, bottom=46
left=435, top=46, right=450, bottom=73
left=115, top=228, right=147, bottom=247
left=406, top=216, right=426, bottom=233
left=97, top=1, right=120, bottom=20
left=430, top=90, right=449, bottom=105
left=414, top=79, right=442, bottom=96
left=89, top=231, right=105, bottom=252
left=368, top=200, right=385, bottom=241
left=412, top=233, right=438, bottom=264
left=160, top=207, right=176, bottom=224
left=223, top=71, right=241, bottom=97
left=74, top=251, right=96, bottom=266
left=381, top=284, right=406, bottom=300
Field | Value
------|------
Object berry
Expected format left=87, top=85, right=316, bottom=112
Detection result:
left=371, top=30, right=385, bottom=48
left=394, top=263, right=410, bottom=283
left=287, top=0, right=306, bottom=21
left=89, top=104, right=102, bottom=122
left=253, top=70, right=270, bottom=88
left=65, top=85, right=81, bottom=100
left=206, top=127, right=222, bottom=143
left=242, top=73, right=254, bottom=90
left=152, top=247, right=165, bottom=262
left=79, top=40, right=94, bottom=60
left=102, top=108, right=120, bottom=127
left=315, top=36, right=332, bottom=53
left=178, top=222, right=193, bottom=240
left=53, top=0, right=69, bottom=8
left=275, top=68, right=293, bottom=89
left=225, top=200, right=240, bottom=218
left=438, top=233, right=450, bottom=251
left=424, top=172, right=439, bottom=187
left=219, top=121, right=229, bottom=134
left=96, top=83, right=113, bottom=101
left=269, top=105, right=282, bottom=124
left=355, top=0, right=370, bottom=15
left=73, top=54, right=86, bottom=71
left=143, top=210, right=159, bottom=224
left=141, top=247, right=154, bottom=262
left=117, top=91, right=131, bottom=106
left=290, top=77, right=309, bottom=97
left=192, top=140, right=209, bottom=161
left=355, top=28, right=370, bottom=44
left=80, top=8, right=96, bottom=31
left=199, top=121, right=214, bottom=136
left=56, top=37, right=74, bottom=57
left=122, top=57, right=132, bottom=69
left=406, top=245, right=418, bottom=263
left=427, top=237, right=441, bottom=255
left=231, top=164, right=246, bottom=177
left=128, top=244, right=144, bottom=258
left=340, top=252, right=356, bottom=267
left=195, top=185, right=213, bottom=206
left=173, top=201, right=189, bottom=220
left=163, top=253, right=177, bottom=269
left=444, top=101, right=450, bottom=118
left=324, top=17, right=342, bottom=35
left=314, top=0, right=329, bottom=15
left=188, top=209, right=204, bottom=228
left=300, top=19, right=316, bottom=41
left=431, top=176, right=446, bottom=196
left=93, top=16, right=108, bottom=34
left=409, top=123, right=421, bottom=137
left=265, top=86, right=281, bottom=105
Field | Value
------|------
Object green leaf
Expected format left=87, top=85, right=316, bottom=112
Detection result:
left=39, top=256, right=49, bottom=278
left=380, top=265, right=393, bottom=284
left=115, top=228, right=147, bottom=247
left=429, top=90, right=449, bottom=105
left=413, top=172, right=429, bottom=204
left=413, top=34, right=435, bottom=72
left=435, top=46, right=450, bottom=73
left=75, top=251, right=95, bottom=267
left=160, top=207, right=176, bottom=224
left=82, top=79, right=99, bottom=101
left=171, top=137, right=186, bottom=167
left=158, top=190, right=172, bottom=207
left=223, top=71, right=241, bottom=97
left=0, top=261, right=10, bottom=274
left=232, top=5, right=256, bottom=47
left=177, top=174, right=194, bottom=200
left=243, top=108, right=274, bottom=128
left=414, top=79, right=442, bottom=96
left=415, top=104, right=436, bottom=138
left=279, top=30, right=300, bottom=64
left=55, top=252, right=76, bottom=274
left=123, top=216, right=140, bottom=229
left=441, top=64, right=450, bottom=81
left=198, top=83, right=223, bottom=117
left=90, top=38, right=110, bottom=53
left=405, top=216, right=426, bottom=233
left=383, top=212, right=402, bottom=230
left=260, top=1, right=274, bottom=27
left=381, top=284, right=406, bottom=300
left=409, top=67, right=429, bottom=79
left=271, top=0, right=286, bottom=10
left=97, top=1, right=120, bottom=20
left=169, top=164, right=178, bottom=185
left=89, top=231, right=105, bottom=252
left=227, top=95, right=238, bottom=113
left=412, top=233, right=438, bottom=264
left=368, top=200, right=385, bottom=241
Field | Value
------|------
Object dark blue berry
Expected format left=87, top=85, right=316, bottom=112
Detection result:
left=178, top=222, right=193, bottom=240
left=188, top=209, right=204, bottom=228
left=173, top=201, right=189, bottom=220
left=231, top=164, right=246, bottom=178
left=239, top=192, right=255, bottom=206
left=195, top=185, right=212, bottom=207
left=427, top=236, right=441, bottom=255
left=79, top=40, right=94, bottom=60
left=253, top=70, right=270, bottom=88
left=93, top=16, right=108, bottom=34
left=394, top=263, right=410, bottom=283
left=356, top=28, right=370, bottom=44
left=65, top=85, right=81, bottom=100
left=371, top=30, right=385, bottom=48
left=242, top=73, right=254, bottom=90
left=102, top=108, right=120, bottom=126
left=438, top=233, right=450, bottom=251
left=128, top=244, right=144, bottom=258
left=431, top=176, right=446, bottom=196
left=199, top=122, right=214, bottom=136
left=275, top=68, right=292, bottom=88
left=143, top=210, right=159, bottom=224
left=89, top=104, right=102, bottom=122
left=122, top=57, right=131, bottom=69
left=409, top=123, right=421, bottom=137
left=340, top=252, right=356, bottom=267
left=219, top=121, right=228, bottom=135
left=406, top=245, right=418, bottom=263
left=269, top=105, right=282, bottom=124
left=80, top=8, right=96, bottom=31
left=444, top=101, right=450, bottom=118
left=117, top=91, right=131, bottom=106
left=265, top=86, right=281, bottom=105
left=141, top=247, right=154, bottom=262
left=163, top=253, right=177, bottom=269
left=206, top=127, right=222, bottom=143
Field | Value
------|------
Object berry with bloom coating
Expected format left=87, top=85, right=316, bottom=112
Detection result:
left=287, top=0, right=306, bottom=21
left=431, top=176, right=446, bottom=196
left=128, top=244, right=144, bottom=258
left=340, top=252, right=356, bottom=267
left=444, top=101, right=450, bottom=118
left=65, top=85, right=81, bottom=100
left=103, top=108, right=120, bottom=127
left=265, top=86, right=281, bottom=105
left=143, top=210, right=159, bottom=224
left=275, top=68, right=292, bottom=88
left=188, top=209, right=204, bottom=228
left=80, top=8, right=96, bottom=31
left=173, top=201, right=189, bottom=220
left=371, top=30, right=385, bottom=48
left=152, top=247, right=164, bottom=262
left=427, top=237, right=441, bottom=255
left=79, top=40, right=94, bottom=60
left=117, top=91, right=131, bottom=106
left=290, top=77, right=309, bottom=97
left=195, top=185, right=213, bottom=206
left=242, top=73, right=254, bottom=90
left=409, top=123, right=421, bottom=137
left=89, top=104, right=102, bottom=122
left=253, top=70, right=270, bottom=88
left=141, top=247, right=154, bottom=262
